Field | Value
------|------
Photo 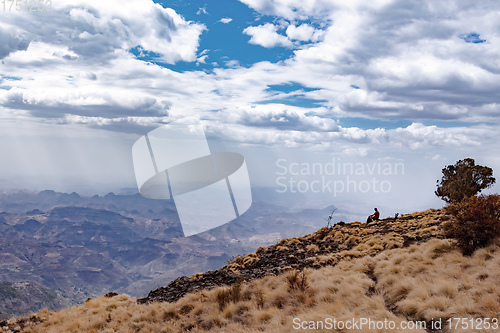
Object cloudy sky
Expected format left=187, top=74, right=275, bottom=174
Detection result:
left=1, top=0, right=499, bottom=215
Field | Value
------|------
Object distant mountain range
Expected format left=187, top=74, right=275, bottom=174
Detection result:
left=0, top=190, right=346, bottom=316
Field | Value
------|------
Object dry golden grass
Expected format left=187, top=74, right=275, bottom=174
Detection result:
left=275, top=245, right=289, bottom=251
left=305, top=244, right=319, bottom=253
left=16, top=238, right=500, bottom=333
left=9, top=208, right=500, bottom=333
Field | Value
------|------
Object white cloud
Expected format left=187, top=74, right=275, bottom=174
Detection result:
left=243, top=23, right=293, bottom=48
left=234, top=0, right=500, bottom=125
left=243, top=22, right=324, bottom=48
left=393, top=123, right=484, bottom=149
left=0, top=25, right=29, bottom=59
left=219, top=18, right=233, bottom=24
left=238, top=0, right=331, bottom=20
left=221, top=104, right=340, bottom=132
left=0, top=0, right=205, bottom=64
left=1, top=0, right=499, bottom=152
left=197, top=55, right=209, bottom=64
left=203, top=121, right=491, bottom=154
left=238, top=0, right=392, bottom=20
left=224, top=59, right=240, bottom=68
left=285, top=24, right=317, bottom=42
left=196, top=6, right=208, bottom=15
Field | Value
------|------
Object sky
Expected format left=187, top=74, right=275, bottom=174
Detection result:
left=1, top=0, right=499, bottom=217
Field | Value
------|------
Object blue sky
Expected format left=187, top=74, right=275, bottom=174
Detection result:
left=154, top=0, right=296, bottom=70
left=1, top=0, right=499, bottom=214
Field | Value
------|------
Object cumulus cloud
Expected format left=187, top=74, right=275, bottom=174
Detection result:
left=0, top=0, right=205, bottom=64
left=0, top=0, right=210, bottom=127
left=286, top=24, right=321, bottom=42
left=243, top=23, right=293, bottom=48
left=244, top=22, right=324, bottom=48
left=238, top=0, right=392, bottom=20
left=2, top=0, right=500, bottom=200
left=1, top=0, right=499, bottom=152
left=0, top=25, right=30, bottom=59
left=235, top=0, right=500, bottom=126
left=238, top=0, right=331, bottom=20
left=204, top=120, right=490, bottom=154
left=221, top=104, right=340, bottom=132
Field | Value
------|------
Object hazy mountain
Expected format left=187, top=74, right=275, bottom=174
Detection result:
left=0, top=190, right=334, bottom=316
left=0, top=281, right=70, bottom=319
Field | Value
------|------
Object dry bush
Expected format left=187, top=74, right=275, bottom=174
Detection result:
left=286, top=269, right=309, bottom=292
left=443, top=194, right=500, bottom=255
left=215, top=287, right=231, bottom=311
left=214, top=278, right=244, bottom=311
left=227, top=262, right=241, bottom=273
left=243, top=256, right=259, bottom=266
left=305, top=244, right=319, bottom=253
left=426, top=239, right=455, bottom=259
left=255, top=246, right=266, bottom=254
left=332, top=231, right=344, bottom=242
left=254, top=289, right=265, bottom=309
left=189, top=272, right=203, bottom=281
left=230, top=278, right=243, bottom=303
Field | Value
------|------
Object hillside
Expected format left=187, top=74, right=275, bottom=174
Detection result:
left=0, top=282, right=69, bottom=319
left=3, top=209, right=500, bottom=333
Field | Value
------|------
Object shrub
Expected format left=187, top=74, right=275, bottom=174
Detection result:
left=230, top=278, right=242, bottom=303
left=443, top=194, right=500, bottom=255
left=215, top=288, right=231, bottom=311
left=286, top=269, right=309, bottom=292
left=254, top=289, right=265, bottom=309
left=435, top=158, right=495, bottom=203
left=215, top=278, right=243, bottom=311
left=306, top=244, right=319, bottom=253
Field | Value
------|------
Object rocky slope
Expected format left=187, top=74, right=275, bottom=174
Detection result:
left=4, top=208, right=494, bottom=333
left=138, top=210, right=443, bottom=304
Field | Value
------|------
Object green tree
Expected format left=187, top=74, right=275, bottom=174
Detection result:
left=435, top=158, right=495, bottom=203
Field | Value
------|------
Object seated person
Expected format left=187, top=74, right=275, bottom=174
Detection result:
left=366, top=208, right=380, bottom=223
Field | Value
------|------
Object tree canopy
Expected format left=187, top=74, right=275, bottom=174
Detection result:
left=435, top=158, right=496, bottom=203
